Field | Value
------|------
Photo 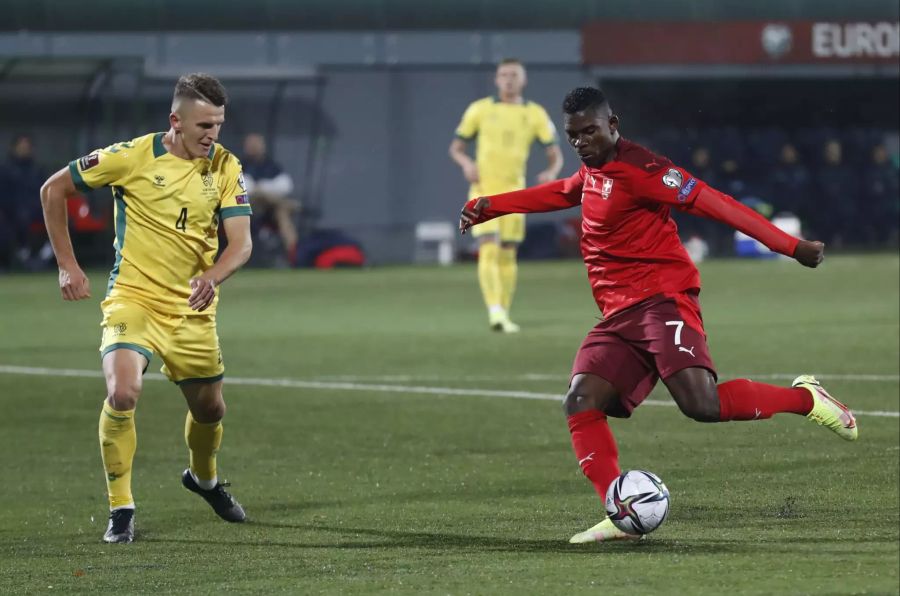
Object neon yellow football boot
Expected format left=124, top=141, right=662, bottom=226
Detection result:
left=793, top=375, right=858, bottom=441
left=568, top=517, right=641, bottom=544
left=498, top=317, right=520, bottom=333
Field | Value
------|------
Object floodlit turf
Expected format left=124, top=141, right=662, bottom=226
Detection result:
left=0, top=254, right=898, bottom=595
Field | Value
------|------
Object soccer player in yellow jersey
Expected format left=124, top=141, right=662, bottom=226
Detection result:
left=39, top=73, right=253, bottom=544
left=449, top=59, right=563, bottom=332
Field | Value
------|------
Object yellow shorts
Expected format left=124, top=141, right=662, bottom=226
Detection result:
left=99, top=297, right=224, bottom=385
left=468, top=182, right=526, bottom=243
left=470, top=213, right=526, bottom=242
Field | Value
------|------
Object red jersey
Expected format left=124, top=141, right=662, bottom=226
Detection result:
left=468, top=137, right=799, bottom=318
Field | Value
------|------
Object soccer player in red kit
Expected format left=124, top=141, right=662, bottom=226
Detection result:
left=459, top=87, right=858, bottom=543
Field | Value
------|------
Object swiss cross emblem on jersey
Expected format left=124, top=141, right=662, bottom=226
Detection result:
left=584, top=174, right=614, bottom=201
left=600, top=177, right=614, bottom=199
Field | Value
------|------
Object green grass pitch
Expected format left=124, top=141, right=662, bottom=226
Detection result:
left=0, top=254, right=898, bottom=594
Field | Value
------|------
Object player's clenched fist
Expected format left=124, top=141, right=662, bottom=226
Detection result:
left=793, top=240, right=825, bottom=268
left=459, top=197, right=490, bottom=234
left=59, top=265, right=91, bottom=301
left=188, top=276, right=217, bottom=311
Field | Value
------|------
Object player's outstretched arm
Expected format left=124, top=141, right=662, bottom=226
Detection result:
left=631, top=162, right=823, bottom=268
left=459, top=174, right=583, bottom=234
left=40, top=167, right=91, bottom=301
left=690, top=186, right=825, bottom=266
left=188, top=215, right=252, bottom=312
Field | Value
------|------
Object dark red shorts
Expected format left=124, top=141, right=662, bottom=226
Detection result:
left=571, top=292, right=717, bottom=418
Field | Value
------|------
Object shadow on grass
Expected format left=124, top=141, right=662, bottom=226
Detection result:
left=141, top=525, right=612, bottom=555
left=253, top=483, right=570, bottom=513
left=140, top=521, right=899, bottom=556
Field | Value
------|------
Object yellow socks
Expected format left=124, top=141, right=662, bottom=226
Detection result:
left=98, top=404, right=225, bottom=508
left=479, top=242, right=521, bottom=331
left=477, top=241, right=503, bottom=313
left=98, top=402, right=137, bottom=510
left=185, top=411, right=223, bottom=489
left=499, top=247, right=518, bottom=312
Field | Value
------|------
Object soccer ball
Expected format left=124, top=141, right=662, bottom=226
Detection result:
left=605, top=470, right=670, bottom=535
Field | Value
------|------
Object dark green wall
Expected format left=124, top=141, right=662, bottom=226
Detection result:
left=3, top=0, right=898, bottom=31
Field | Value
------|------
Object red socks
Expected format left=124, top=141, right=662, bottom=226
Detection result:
left=717, top=379, right=813, bottom=421
left=566, top=381, right=812, bottom=502
left=567, top=410, right=620, bottom=500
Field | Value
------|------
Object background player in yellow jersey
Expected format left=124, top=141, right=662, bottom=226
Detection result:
left=39, top=73, right=253, bottom=543
left=449, top=59, right=563, bottom=332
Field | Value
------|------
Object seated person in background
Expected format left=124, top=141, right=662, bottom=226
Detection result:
left=770, top=143, right=811, bottom=216
left=814, top=139, right=856, bottom=246
left=241, top=133, right=300, bottom=264
left=862, top=144, right=900, bottom=245
left=0, top=133, right=48, bottom=268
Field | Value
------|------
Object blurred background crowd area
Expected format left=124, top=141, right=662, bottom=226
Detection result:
left=0, top=0, right=897, bottom=270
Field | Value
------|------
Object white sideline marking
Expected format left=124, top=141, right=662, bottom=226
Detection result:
left=1, top=364, right=898, bottom=418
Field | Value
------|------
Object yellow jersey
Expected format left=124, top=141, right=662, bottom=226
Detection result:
left=454, top=96, right=557, bottom=196
left=69, top=132, right=251, bottom=315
